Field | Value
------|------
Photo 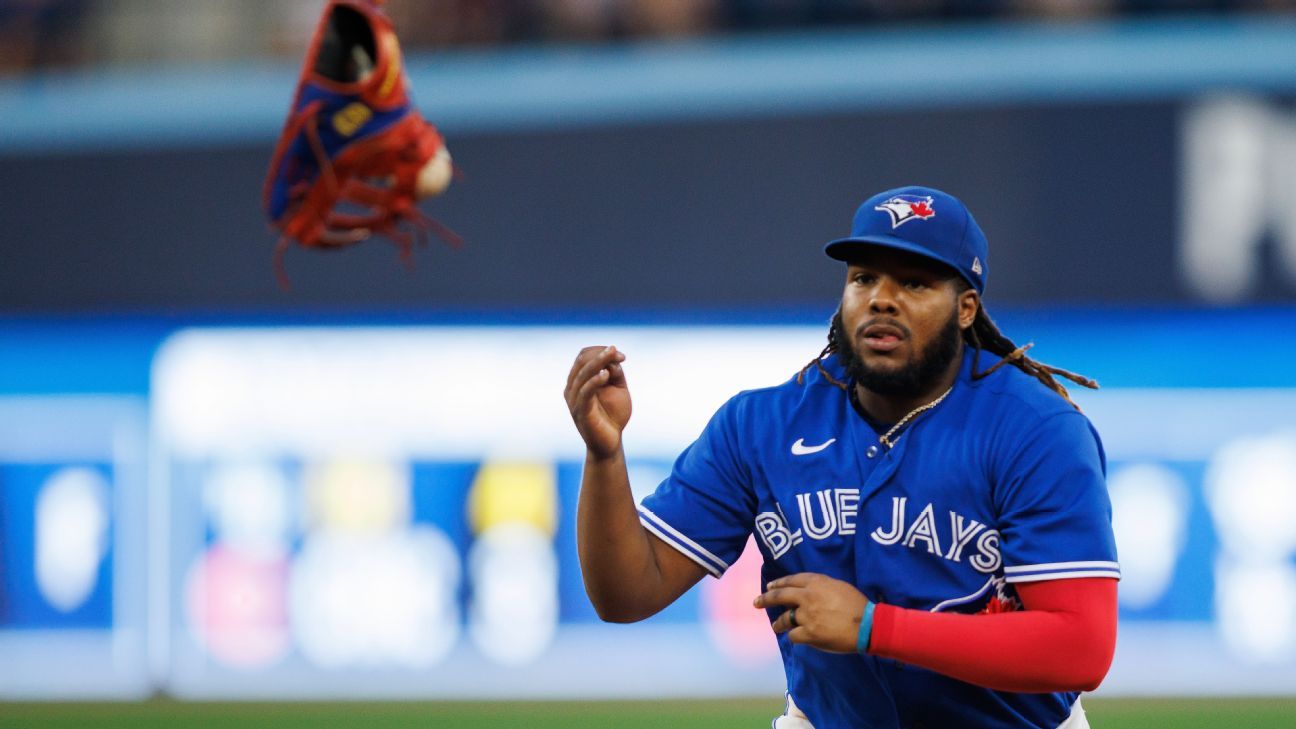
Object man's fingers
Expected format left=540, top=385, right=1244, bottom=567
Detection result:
left=765, top=573, right=815, bottom=591
left=772, top=611, right=788, bottom=634
left=566, top=346, right=624, bottom=401
left=573, top=365, right=613, bottom=413
left=771, top=606, right=818, bottom=638
left=571, top=359, right=629, bottom=420
left=753, top=586, right=803, bottom=609
left=566, top=345, right=609, bottom=392
left=575, top=346, right=624, bottom=388
left=605, top=360, right=627, bottom=387
left=567, top=345, right=606, bottom=391
left=770, top=606, right=800, bottom=634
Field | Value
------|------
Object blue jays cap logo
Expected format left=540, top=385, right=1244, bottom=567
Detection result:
left=875, top=195, right=936, bottom=229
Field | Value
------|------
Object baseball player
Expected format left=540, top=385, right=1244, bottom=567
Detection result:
left=564, top=186, right=1118, bottom=729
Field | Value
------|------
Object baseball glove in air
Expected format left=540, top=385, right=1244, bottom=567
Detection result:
left=263, top=0, right=457, bottom=287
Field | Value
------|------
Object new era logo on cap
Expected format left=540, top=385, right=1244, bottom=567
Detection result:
left=875, top=195, right=936, bottom=229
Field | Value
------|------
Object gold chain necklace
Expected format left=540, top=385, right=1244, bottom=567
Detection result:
left=878, top=386, right=954, bottom=449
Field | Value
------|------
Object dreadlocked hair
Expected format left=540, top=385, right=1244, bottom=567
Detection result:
left=797, top=330, right=850, bottom=391
left=962, top=300, right=1098, bottom=410
left=797, top=284, right=1099, bottom=410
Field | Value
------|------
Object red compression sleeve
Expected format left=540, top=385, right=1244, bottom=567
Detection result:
left=868, top=577, right=1117, bottom=693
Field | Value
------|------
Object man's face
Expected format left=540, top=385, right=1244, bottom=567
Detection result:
left=833, top=248, right=977, bottom=399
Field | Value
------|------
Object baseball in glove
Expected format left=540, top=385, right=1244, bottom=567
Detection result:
left=263, top=0, right=458, bottom=287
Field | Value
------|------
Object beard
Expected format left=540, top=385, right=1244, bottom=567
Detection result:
left=831, top=308, right=962, bottom=400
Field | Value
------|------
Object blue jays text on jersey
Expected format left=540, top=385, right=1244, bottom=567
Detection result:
left=638, top=348, right=1119, bottom=729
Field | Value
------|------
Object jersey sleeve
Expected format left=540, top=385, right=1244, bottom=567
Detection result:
left=638, top=396, right=756, bottom=579
left=993, top=410, right=1120, bottom=584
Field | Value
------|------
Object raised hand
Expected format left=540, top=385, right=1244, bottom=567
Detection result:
left=564, top=345, right=631, bottom=459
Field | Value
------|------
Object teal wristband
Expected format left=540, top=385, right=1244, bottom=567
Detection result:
left=856, top=602, right=876, bottom=654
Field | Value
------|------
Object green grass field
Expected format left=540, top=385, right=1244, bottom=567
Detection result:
left=2, top=698, right=1295, bottom=728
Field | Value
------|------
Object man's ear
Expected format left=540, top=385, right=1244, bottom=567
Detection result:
left=958, top=289, right=979, bottom=330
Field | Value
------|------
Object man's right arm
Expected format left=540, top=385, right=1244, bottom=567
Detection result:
left=564, top=345, right=707, bottom=623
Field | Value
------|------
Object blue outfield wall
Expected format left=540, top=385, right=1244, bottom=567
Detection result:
left=2, top=16, right=1296, bottom=312
left=0, top=308, right=1293, bottom=698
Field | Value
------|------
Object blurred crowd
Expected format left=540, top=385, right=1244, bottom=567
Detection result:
left=2, top=0, right=1295, bottom=75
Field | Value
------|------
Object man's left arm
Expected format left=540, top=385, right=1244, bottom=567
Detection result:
left=868, top=576, right=1117, bottom=692
left=755, top=574, right=1117, bottom=693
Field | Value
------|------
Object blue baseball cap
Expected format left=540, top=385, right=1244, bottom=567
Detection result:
left=824, top=186, right=989, bottom=294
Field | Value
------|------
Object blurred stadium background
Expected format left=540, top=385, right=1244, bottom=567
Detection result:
left=3, top=0, right=1296, bottom=726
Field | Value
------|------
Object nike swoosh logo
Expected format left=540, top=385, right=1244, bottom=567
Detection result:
left=791, top=438, right=837, bottom=456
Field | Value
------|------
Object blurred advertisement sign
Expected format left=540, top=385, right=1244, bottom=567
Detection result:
left=1081, top=390, right=1296, bottom=694
left=151, top=327, right=807, bottom=699
left=1, top=320, right=1295, bottom=699
left=1181, top=96, right=1296, bottom=302
left=0, top=396, right=149, bottom=698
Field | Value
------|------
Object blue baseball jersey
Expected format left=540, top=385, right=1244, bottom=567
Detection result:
left=638, top=348, right=1119, bottom=729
